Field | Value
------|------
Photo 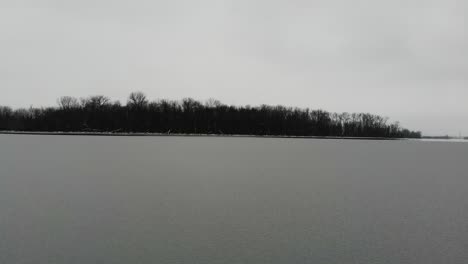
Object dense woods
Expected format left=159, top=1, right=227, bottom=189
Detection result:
left=0, top=92, right=421, bottom=138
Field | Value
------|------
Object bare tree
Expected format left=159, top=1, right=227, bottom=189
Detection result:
left=0, top=106, right=12, bottom=116
left=182, top=98, right=202, bottom=112
left=81, top=95, right=110, bottom=109
left=127, top=92, right=148, bottom=108
left=57, top=96, right=79, bottom=109
left=205, top=98, right=222, bottom=108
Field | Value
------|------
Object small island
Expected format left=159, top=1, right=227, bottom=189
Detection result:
left=0, top=92, right=421, bottom=139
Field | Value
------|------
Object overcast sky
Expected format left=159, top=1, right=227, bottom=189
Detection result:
left=1, top=0, right=467, bottom=135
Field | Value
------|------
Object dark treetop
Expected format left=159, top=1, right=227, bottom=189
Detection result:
left=0, top=92, right=421, bottom=138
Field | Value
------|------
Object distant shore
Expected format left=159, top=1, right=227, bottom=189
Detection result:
left=0, top=130, right=401, bottom=140
left=0, top=94, right=422, bottom=139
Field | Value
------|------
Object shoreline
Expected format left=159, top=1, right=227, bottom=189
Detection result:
left=0, top=130, right=402, bottom=140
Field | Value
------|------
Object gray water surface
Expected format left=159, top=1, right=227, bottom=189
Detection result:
left=1, top=135, right=467, bottom=264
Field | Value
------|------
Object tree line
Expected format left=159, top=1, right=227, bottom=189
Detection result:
left=0, top=92, right=421, bottom=138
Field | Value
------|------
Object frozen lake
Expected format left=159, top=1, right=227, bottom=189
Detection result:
left=1, top=134, right=467, bottom=263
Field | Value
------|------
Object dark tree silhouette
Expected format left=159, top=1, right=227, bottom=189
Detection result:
left=57, top=96, right=79, bottom=110
left=127, top=92, right=148, bottom=109
left=0, top=93, right=422, bottom=138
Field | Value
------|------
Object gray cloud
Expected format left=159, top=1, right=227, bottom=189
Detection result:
left=1, top=0, right=467, bottom=135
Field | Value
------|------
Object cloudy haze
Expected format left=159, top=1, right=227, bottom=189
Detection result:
left=1, top=0, right=467, bottom=135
